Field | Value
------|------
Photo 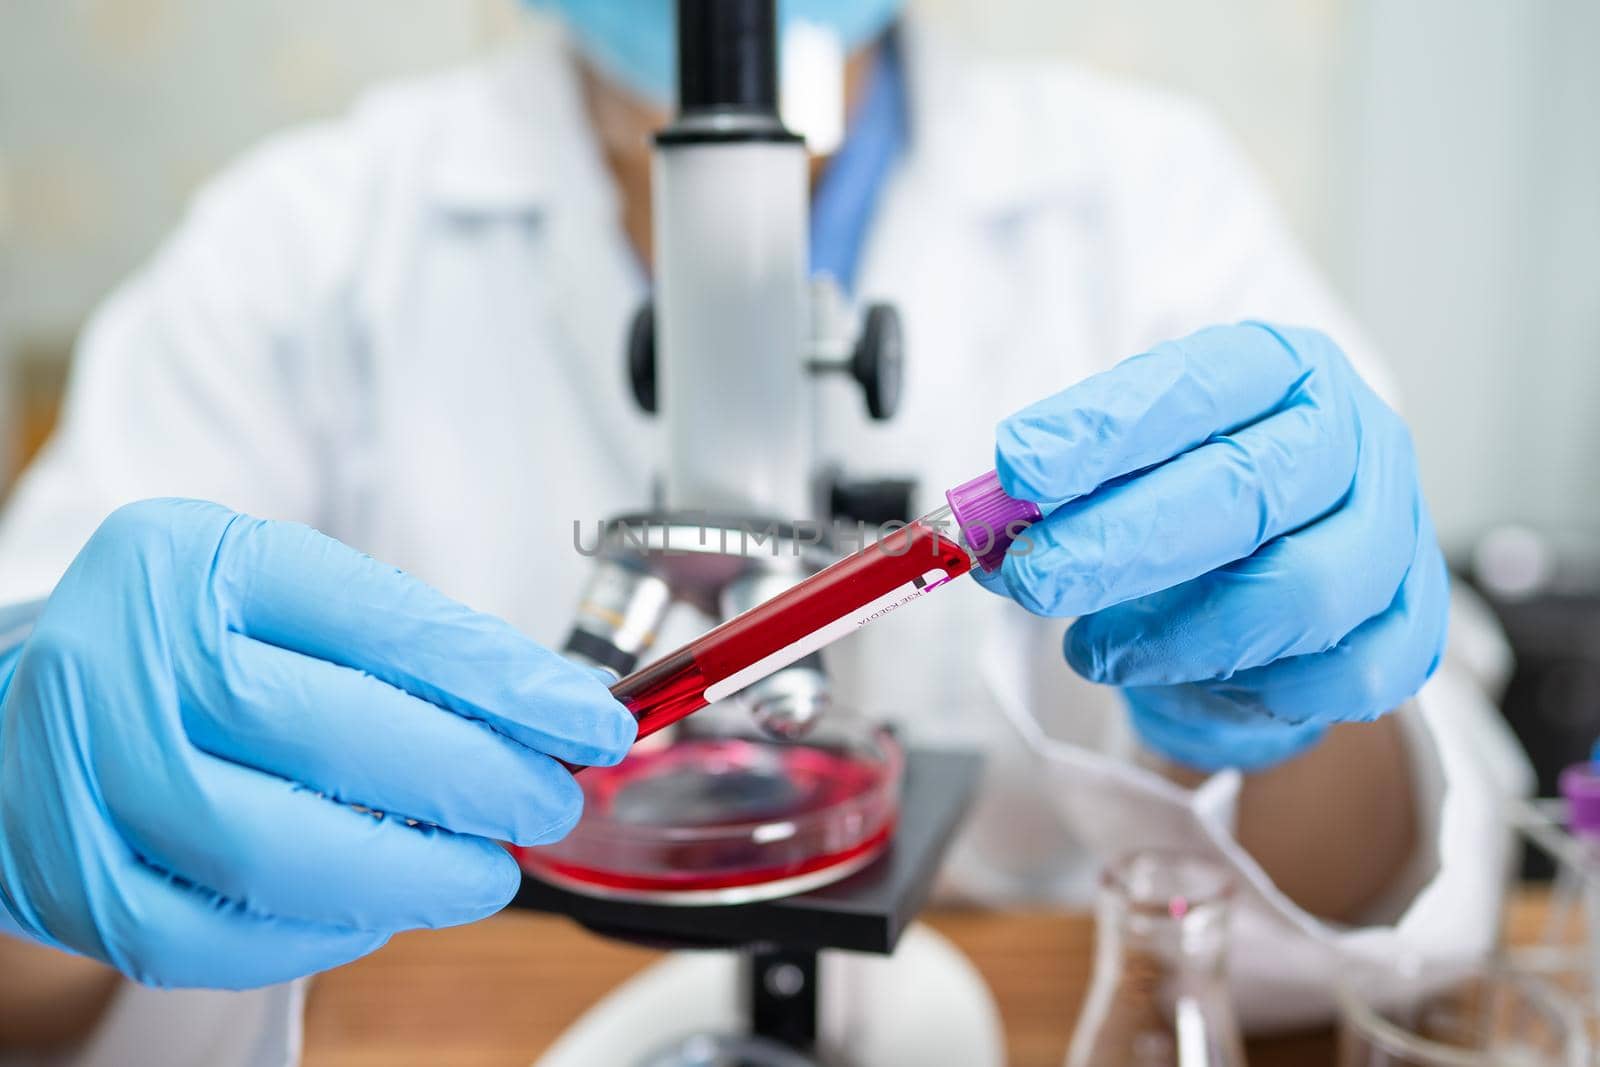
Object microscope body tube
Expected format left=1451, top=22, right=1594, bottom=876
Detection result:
left=564, top=1, right=824, bottom=732
left=653, top=139, right=811, bottom=516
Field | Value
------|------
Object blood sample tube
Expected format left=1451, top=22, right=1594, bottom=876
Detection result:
left=606, top=470, right=1042, bottom=745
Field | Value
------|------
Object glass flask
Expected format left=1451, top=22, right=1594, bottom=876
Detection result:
left=1066, top=851, right=1246, bottom=1067
left=1544, top=762, right=1600, bottom=1008
left=1337, top=963, right=1588, bottom=1066
left=1508, top=764, right=1600, bottom=1060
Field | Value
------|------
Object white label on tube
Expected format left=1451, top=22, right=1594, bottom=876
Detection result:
left=703, top=568, right=951, bottom=704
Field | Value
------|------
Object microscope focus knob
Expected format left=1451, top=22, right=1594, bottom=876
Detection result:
left=851, top=304, right=903, bottom=421
left=627, top=301, right=657, bottom=415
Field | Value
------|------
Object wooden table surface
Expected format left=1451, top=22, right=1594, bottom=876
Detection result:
left=302, top=892, right=1552, bottom=1067
left=301, top=904, right=1358, bottom=1067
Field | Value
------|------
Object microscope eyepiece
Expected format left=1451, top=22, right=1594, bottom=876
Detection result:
left=676, top=0, right=779, bottom=116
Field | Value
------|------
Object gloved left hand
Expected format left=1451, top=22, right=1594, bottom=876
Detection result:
left=0, top=499, right=634, bottom=988
left=981, top=322, right=1449, bottom=771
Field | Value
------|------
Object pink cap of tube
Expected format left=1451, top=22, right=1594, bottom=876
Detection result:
left=945, top=470, right=1043, bottom=573
left=1561, top=762, right=1600, bottom=839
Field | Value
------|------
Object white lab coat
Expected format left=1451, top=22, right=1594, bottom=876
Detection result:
left=0, top=19, right=1530, bottom=1065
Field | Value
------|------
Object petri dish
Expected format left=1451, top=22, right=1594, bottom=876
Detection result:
left=512, top=718, right=902, bottom=905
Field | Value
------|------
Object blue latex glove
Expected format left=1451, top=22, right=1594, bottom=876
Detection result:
left=0, top=499, right=634, bottom=988
left=982, top=322, right=1449, bottom=772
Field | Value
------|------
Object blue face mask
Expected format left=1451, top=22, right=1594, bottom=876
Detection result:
left=533, top=0, right=904, bottom=106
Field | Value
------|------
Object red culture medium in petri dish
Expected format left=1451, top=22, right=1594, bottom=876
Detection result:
left=513, top=723, right=903, bottom=904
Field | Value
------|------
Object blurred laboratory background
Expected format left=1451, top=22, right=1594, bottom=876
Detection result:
left=6, top=0, right=1600, bottom=548
left=3, top=0, right=1599, bottom=774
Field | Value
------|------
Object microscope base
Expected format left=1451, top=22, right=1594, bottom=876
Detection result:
left=530, top=924, right=1004, bottom=1067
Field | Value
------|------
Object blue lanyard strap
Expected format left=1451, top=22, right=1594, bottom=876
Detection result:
left=809, top=28, right=909, bottom=296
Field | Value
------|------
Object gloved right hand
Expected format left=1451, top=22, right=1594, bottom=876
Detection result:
left=0, top=499, right=634, bottom=989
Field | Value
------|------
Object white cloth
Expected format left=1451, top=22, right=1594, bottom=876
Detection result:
left=0, top=18, right=1531, bottom=1058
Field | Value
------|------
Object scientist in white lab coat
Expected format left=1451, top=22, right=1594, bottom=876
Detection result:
left=0, top=1, right=1529, bottom=1062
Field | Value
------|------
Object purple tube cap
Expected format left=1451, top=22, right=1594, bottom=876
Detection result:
left=1560, top=761, right=1600, bottom=838
left=945, top=470, right=1042, bottom=574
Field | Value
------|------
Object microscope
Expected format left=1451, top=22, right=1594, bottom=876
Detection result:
left=512, top=4, right=998, bottom=1064
left=558, top=1, right=904, bottom=740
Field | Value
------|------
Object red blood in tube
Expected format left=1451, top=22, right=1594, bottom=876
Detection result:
left=611, top=519, right=972, bottom=740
